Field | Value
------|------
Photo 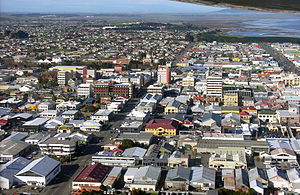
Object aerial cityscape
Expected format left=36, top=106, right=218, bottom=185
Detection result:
left=0, top=0, right=300, bottom=195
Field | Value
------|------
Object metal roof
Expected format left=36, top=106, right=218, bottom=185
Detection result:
left=17, top=156, right=60, bottom=177
left=123, top=147, right=147, bottom=158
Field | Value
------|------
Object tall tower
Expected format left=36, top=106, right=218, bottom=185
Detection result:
left=157, top=65, right=171, bottom=84
left=206, top=73, right=223, bottom=98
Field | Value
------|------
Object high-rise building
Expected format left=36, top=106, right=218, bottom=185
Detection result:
left=77, top=83, right=92, bottom=98
left=157, top=65, right=171, bottom=84
left=57, top=70, right=72, bottom=86
left=206, top=73, right=223, bottom=98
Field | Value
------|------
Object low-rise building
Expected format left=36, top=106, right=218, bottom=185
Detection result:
left=91, top=109, right=114, bottom=122
left=72, top=163, right=112, bottom=191
left=145, top=119, right=179, bottom=136
left=15, top=156, right=61, bottom=187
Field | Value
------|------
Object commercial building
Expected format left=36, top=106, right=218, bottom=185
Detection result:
left=145, top=119, right=179, bottom=136
left=72, top=163, right=112, bottom=191
left=15, top=156, right=61, bottom=187
left=206, top=73, right=223, bottom=98
left=157, top=65, right=171, bottom=84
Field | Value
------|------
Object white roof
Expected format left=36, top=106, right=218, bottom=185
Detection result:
left=125, top=167, right=139, bottom=177
left=93, top=109, right=113, bottom=116
left=134, top=166, right=161, bottom=181
left=17, top=156, right=60, bottom=177
left=190, top=167, right=216, bottom=183
left=123, top=147, right=147, bottom=158
left=23, top=118, right=49, bottom=126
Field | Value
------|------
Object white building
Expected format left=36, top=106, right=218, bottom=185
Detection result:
left=15, top=156, right=61, bottom=187
left=39, top=136, right=77, bottom=156
left=56, top=101, right=81, bottom=112
left=206, top=73, right=223, bottom=98
left=157, top=65, right=171, bottom=84
left=77, top=83, right=92, bottom=98
left=80, top=120, right=102, bottom=131
left=39, top=110, right=58, bottom=119
left=0, top=157, right=30, bottom=189
left=127, top=166, right=161, bottom=191
left=38, top=101, right=55, bottom=112
left=91, top=109, right=113, bottom=122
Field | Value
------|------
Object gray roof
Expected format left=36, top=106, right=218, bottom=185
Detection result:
left=190, top=167, right=216, bottom=183
left=16, top=156, right=60, bottom=177
left=23, top=118, right=49, bottom=126
left=0, top=157, right=30, bottom=179
left=248, top=167, right=268, bottom=182
left=235, top=168, right=249, bottom=189
left=123, top=147, right=147, bottom=158
left=134, top=166, right=161, bottom=181
left=166, top=167, right=191, bottom=181
left=0, top=139, right=30, bottom=156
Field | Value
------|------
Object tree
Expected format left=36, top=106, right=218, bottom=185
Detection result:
left=120, top=139, right=135, bottom=150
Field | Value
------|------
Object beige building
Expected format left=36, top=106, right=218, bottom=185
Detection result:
left=182, top=76, right=195, bottom=87
left=208, top=148, right=247, bottom=169
left=223, top=94, right=239, bottom=106
left=283, top=74, right=300, bottom=86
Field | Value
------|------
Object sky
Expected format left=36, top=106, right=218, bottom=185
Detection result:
left=0, top=0, right=223, bottom=14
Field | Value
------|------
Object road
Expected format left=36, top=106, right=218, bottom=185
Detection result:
left=260, top=43, right=300, bottom=75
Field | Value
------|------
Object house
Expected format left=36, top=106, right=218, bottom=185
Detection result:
left=248, top=167, right=268, bottom=194
left=135, top=101, right=156, bottom=113
left=61, top=110, right=79, bottom=120
left=91, top=109, right=114, bottom=122
left=39, top=110, right=58, bottom=119
left=15, top=156, right=61, bottom=187
left=145, top=119, right=179, bottom=136
left=168, top=150, right=190, bottom=168
left=0, top=157, right=31, bottom=189
left=72, top=163, right=112, bottom=191
left=165, top=167, right=190, bottom=190
left=142, top=144, right=168, bottom=167
left=267, top=167, right=290, bottom=189
left=80, top=120, right=102, bottom=132
left=127, top=166, right=161, bottom=191
left=222, top=113, right=241, bottom=132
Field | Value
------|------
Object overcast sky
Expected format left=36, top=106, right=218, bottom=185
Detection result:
left=0, top=0, right=223, bottom=14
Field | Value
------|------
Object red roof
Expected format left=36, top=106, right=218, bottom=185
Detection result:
left=239, top=111, right=250, bottom=116
left=73, top=163, right=112, bottom=183
left=145, top=119, right=179, bottom=130
left=0, top=119, right=8, bottom=126
left=242, top=107, right=256, bottom=111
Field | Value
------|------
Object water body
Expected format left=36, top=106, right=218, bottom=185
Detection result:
left=227, top=17, right=300, bottom=38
